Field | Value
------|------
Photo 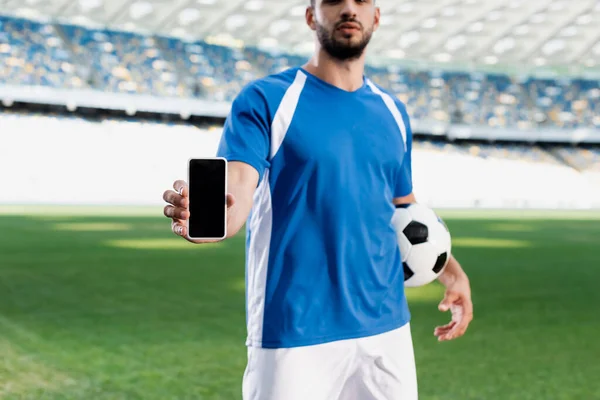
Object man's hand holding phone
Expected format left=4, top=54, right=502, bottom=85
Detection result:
left=163, top=159, right=259, bottom=244
left=163, top=180, right=235, bottom=243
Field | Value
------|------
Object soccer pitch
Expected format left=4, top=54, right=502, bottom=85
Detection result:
left=0, top=206, right=599, bottom=400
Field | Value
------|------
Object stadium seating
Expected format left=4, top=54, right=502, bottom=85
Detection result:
left=554, top=146, right=600, bottom=172
left=155, top=36, right=253, bottom=101
left=60, top=24, right=187, bottom=97
left=1, top=15, right=600, bottom=131
left=0, top=15, right=82, bottom=88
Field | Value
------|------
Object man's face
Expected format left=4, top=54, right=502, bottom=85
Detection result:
left=309, top=0, right=380, bottom=61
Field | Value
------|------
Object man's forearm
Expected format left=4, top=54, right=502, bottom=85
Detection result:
left=438, top=255, right=469, bottom=287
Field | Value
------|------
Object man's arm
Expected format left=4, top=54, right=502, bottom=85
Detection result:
left=394, top=193, right=474, bottom=341
left=165, top=82, right=271, bottom=243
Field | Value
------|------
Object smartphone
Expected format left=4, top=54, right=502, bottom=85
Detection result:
left=187, top=158, right=227, bottom=240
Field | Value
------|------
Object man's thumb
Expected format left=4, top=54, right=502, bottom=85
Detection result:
left=439, top=292, right=459, bottom=312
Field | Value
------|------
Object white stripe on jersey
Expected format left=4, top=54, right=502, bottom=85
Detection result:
left=270, top=70, right=307, bottom=160
left=247, top=72, right=306, bottom=346
left=366, top=79, right=408, bottom=148
left=246, top=169, right=273, bottom=346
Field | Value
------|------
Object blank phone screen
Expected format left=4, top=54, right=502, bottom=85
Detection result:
left=188, top=158, right=226, bottom=239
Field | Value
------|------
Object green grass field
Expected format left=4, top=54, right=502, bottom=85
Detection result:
left=1, top=206, right=599, bottom=400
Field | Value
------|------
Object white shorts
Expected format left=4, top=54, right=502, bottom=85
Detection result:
left=242, top=323, right=418, bottom=400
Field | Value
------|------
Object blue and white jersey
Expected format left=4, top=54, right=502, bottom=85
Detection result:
left=217, top=67, right=413, bottom=349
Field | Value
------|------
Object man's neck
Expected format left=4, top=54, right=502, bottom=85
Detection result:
left=303, top=49, right=366, bottom=92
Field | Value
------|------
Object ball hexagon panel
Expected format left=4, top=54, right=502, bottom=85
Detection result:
left=403, top=221, right=428, bottom=245
left=403, top=262, right=414, bottom=280
left=433, top=252, right=448, bottom=274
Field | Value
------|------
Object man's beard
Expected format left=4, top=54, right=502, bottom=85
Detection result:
left=316, top=21, right=373, bottom=61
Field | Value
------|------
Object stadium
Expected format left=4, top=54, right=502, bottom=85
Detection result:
left=1, top=0, right=599, bottom=399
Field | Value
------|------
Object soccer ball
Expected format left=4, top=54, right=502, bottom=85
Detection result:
left=392, top=203, right=452, bottom=287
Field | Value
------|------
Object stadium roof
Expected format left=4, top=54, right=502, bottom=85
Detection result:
left=3, top=0, right=600, bottom=72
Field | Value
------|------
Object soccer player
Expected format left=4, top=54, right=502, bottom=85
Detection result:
left=163, top=0, right=473, bottom=398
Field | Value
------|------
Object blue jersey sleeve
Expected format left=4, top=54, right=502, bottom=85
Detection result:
left=216, top=84, right=271, bottom=184
left=394, top=100, right=413, bottom=198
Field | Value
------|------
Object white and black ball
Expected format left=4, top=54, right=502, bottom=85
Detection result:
left=392, top=203, right=452, bottom=287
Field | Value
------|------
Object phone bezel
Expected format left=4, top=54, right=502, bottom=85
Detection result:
left=187, top=157, right=228, bottom=240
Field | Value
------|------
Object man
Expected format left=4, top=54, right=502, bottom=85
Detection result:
left=163, top=0, right=473, bottom=398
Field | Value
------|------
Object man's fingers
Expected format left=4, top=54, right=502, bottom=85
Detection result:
left=434, top=321, right=456, bottom=336
left=440, top=325, right=467, bottom=341
left=173, top=180, right=188, bottom=197
left=437, top=322, right=463, bottom=341
left=434, top=328, right=453, bottom=337
left=449, top=298, right=473, bottom=336
left=163, top=189, right=188, bottom=208
left=463, top=296, right=474, bottom=320
left=435, top=321, right=456, bottom=332
left=171, top=220, right=187, bottom=237
left=436, top=309, right=473, bottom=341
left=439, top=291, right=460, bottom=312
left=453, top=310, right=473, bottom=334
left=171, top=220, right=222, bottom=244
left=450, top=304, right=464, bottom=323
left=164, top=205, right=189, bottom=220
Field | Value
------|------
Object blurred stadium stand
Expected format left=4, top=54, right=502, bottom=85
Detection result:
left=2, top=15, right=600, bottom=130
left=0, top=13, right=599, bottom=209
left=0, top=16, right=83, bottom=88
